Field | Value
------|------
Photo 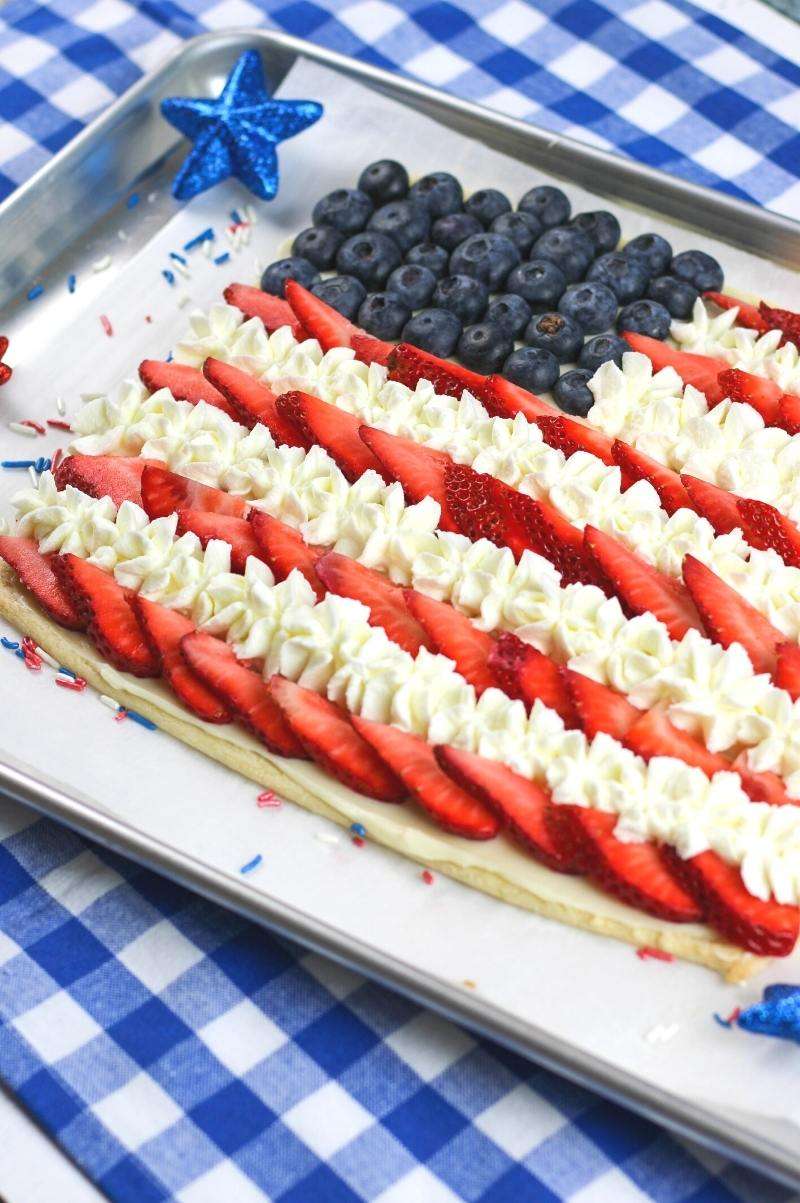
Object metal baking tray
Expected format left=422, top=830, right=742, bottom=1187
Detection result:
left=2, top=29, right=800, bottom=1191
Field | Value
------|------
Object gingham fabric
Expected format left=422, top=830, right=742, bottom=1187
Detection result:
left=1, top=1, right=800, bottom=1201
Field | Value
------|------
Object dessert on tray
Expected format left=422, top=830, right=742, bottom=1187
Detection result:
left=4, top=162, right=800, bottom=984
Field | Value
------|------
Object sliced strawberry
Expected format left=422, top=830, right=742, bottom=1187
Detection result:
left=662, top=848, right=798, bottom=955
left=435, top=745, right=578, bottom=872
left=564, top=669, right=639, bottom=739
left=512, top=497, right=604, bottom=587
left=778, top=392, right=800, bottom=435
left=551, top=807, right=703, bottom=923
left=54, top=454, right=150, bottom=508
left=535, top=414, right=615, bottom=465
left=737, top=497, right=800, bottom=566
left=0, top=536, right=84, bottom=630
left=404, top=591, right=497, bottom=692
left=180, top=630, right=304, bottom=757
left=445, top=463, right=533, bottom=556
left=704, top=292, right=771, bottom=333
left=56, top=554, right=157, bottom=676
left=480, top=374, right=555, bottom=421
left=140, top=464, right=246, bottom=521
left=248, top=511, right=325, bottom=599
left=682, top=554, right=782, bottom=676
left=202, top=358, right=309, bottom=447
left=138, top=360, right=240, bottom=421
left=488, top=631, right=575, bottom=724
left=132, top=596, right=231, bottom=722
left=622, top=333, right=728, bottom=404
left=268, top=676, right=404, bottom=800
left=775, top=642, right=800, bottom=701
left=717, top=368, right=782, bottom=425
left=223, top=282, right=308, bottom=340
left=359, top=426, right=459, bottom=532
left=285, top=281, right=392, bottom=366
left=681, top=475, right=741, bottom=535
left=350, top=718, right=500, bottom=838
left=316, top=553, right=433, bottom=655
left=732, top=753, right=793, bottom=807
left=613, top=442, right=694, bottom=515
left=584, top=525, right=700, bottom=639
left=623, top=707, right=729, bottom=776
left=386, top=342, right=487, bottom=400
left=176, top=509, right=263, bottom=573
left=758, top=302, right=800, bottom=347
left=276, top=391, right=388, bottom=482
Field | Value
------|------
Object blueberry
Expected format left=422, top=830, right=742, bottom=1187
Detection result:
left=569, top=211, right=621, bottom=255
left=616, top=299, right=671, bottom=340
left=524, top=312, right=584, bottom=363
left=490, top=211, right=542, bottom=257
left=312, top=188, right=373, bottom=234
left=336, top=231, right=402, bottom=289
left=518, top=185, right=571, bottom=229
left=358, top=159, right=409, bottom=204
left=432, top=274, right=489, bottom=325
left=408, top=172, right=463, bottom=217
left=505, top=259, right=567, bottom=312
left=485, top=293, right=532, bottom=339
left=431, top=212, right=483, bottom=252
left=503, top=347, right=560, bottom=393
left=386, top=264, right=437, bottom=309
left=558, top=281, right=617, bottom=335
left=465, top=188, right=511, bottom=228
left=368, top=200, right=430, bottom=253
left=670, top=249, right=723, bottom=292
left=402, top=308, right=462, bottom=357
left=531, top=226, right=594, bottom=284
left=357, top=293, right=410, bottom=340
left=291, top=226, right=345, bottom=271
left=450, top=233, right=521, bottom=291
left=310, top=275, right=366, bottom=321
left=625, top=232, right=672, bottom=276
left=587, top=251, right=649, bottom=302
left=405, top=242, right=449, bottom=279
left=553, top=369, right=594, bottom=417
left=260, top=256, right=319, bottom=297
left=647, top=275, right=698, bottom=319
left=458, top=323, right=513, bottom=374
left=578, top=334, right=629, bottom=374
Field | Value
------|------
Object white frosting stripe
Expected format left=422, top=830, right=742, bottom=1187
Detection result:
left=671, top=298, right=800, bottom=396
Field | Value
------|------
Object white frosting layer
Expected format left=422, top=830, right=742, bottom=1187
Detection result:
left=672, top=298, right=800, bottom=395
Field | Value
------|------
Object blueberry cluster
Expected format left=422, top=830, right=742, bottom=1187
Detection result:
left=261, top=161, right=724, bottom=417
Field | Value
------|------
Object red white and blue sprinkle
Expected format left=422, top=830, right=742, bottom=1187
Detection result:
left=1, top=637, right=19, bottom=650
left=7, top=422, right=38, bottom=439
left=99, top=315, right=113, bottom=337
left=27, top=285, right=43, bottom=301
left=213, top=252, right=230, bottom=266
left=67, top=274, right=76, bottom=294
left=162, top=269, right=176, bottom=286
left=126, top=193, right=139, bottom=209
left=183, top=228, right=214, bottom=251
left=2, top=459, right=38, bottom=469
left=239, top=853, right=263, bottom=875
left=257, top=790, right=281, bottom=808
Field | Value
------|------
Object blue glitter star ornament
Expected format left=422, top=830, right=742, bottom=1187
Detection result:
left=738, top=983, right=800, bottom=1044
left=161, top=50, right=323, bottom=202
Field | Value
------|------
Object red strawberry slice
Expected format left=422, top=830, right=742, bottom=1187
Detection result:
left=612, top=442, right=694, bottom=516
left=404, top=591, right=497, bottom=692
left=132, top=596, right=231, bottom=723
left=316, top=553, right=433, bottom=655
left=564, top=669, right=639, bottom=739
left=622, top=333, right=728, bottom=404
left=285, top=281, right=392, bottom=366
left=176, top=509, right=263, bottom=573
left=731, top=753, right=793, bottom=807
left=512, top=497, right=604, bottom=587
left=180, top=630, right=305, bottom=757
left=584, top=525, right=700, bottom=639
left=623, top=707, right=730, bottom=777
left=445, top=463, right=534, bottom=557
left=480, top=374, right=555, bottom=421
left=202, top=358, right=310, bottom=447
left=138, top=360, right=240, bottom=421
left=775, top=642, right=800, bottom=701
left=268, top=676, right=405, bottom=800
left=662, top=848, right=798, bottom=955
left=778, top=393, right=800, bottom=435
left=358, top=426, right=459, bottom=531
left=681, top=475, right=741, bottom=536
left=386, top=342, right=487, bottom=400
left=535, top=414, right=615, bottom=465
left=683, top=554, right=782, bottom=676
left=276, top=391, right=388, bottom=482
left=704, top=292, right=770, bottom=332
left=488, top=632, right=575, bottom=725
left=54, top=454, right=150, bottom=508
left=759, top=302, right=800, bottom=347
left=350, top=718, right=500, bottom=838
left=717, top=368, right=782, bottom=425
left=57, top=554, right=158, bottom=676
left=223, top=283, right=309, bottom=340
left=140, top=465, right=247, bottom=521
left=0, top=536, right=84, bottom=630
left=551, top=807, right=703, bottom=923
left=737, top=497, right=800, bottom=567
left=248, top=511, right=325, bottom=599
left=435, top=745, right=579, bottom=872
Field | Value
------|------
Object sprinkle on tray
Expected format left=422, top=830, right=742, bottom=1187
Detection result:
left=126, top=193, right=140, bottom=209
left=125, top=708, right=156, bottom=730
left=230, top=209, right=242, bottom=225
left=1, top=637, right=20, bottom=650
left=55, top=674, right=87, bottom=692
left=213, top=252, right=230, bottom=266
left=99, top=315, right=113, bottom=338
left=21, top=420, right=46, bottom=435
left=257, top=790, right=281, bottom=808
left=47, top=419, right=72, bottom=432
left=713, top=1007, right=742, bottom=1030
left=2, top=459, right=37, bottom=470
left=27, top=285, right=43, bottom=302
left=169, top=251, right=187, bottom=265
left=316, top=831, right=340, bottom=846
left=162, top=269, right=175, bottom=286
left=350, top=822, right=367, bottom=845
left=67, top=274, right=76, bottom=294
left=7, top=422, right=38, bottom=439
left=99, top=693, right=121, bottom=711
left=239, top=853, right=263, bottom=875
left=92, top=255, right=112, bottom=273
left=58, top=666, right=76, bottom=678
left=56, top=395, right=66, bottom=415
left=184, top=228, right=214, bottom=252
left=645, top=1023, right=680, bottom=1045
left=34, top=645, right=59, bottom=669
left=51, top=448, right=64, bottom=474
left=421, top=869, right=435, bottom=885
left=636, top=946, right=674, bottom=963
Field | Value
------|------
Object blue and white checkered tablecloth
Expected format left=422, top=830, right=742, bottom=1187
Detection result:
left=1, top=1, right=800, bottom=1201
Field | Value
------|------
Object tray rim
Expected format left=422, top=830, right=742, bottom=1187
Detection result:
left=1, top=26, right=799, bottom=1191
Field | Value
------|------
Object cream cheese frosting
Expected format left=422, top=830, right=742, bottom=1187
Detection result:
left=671, top=298, right=800, bottom=395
